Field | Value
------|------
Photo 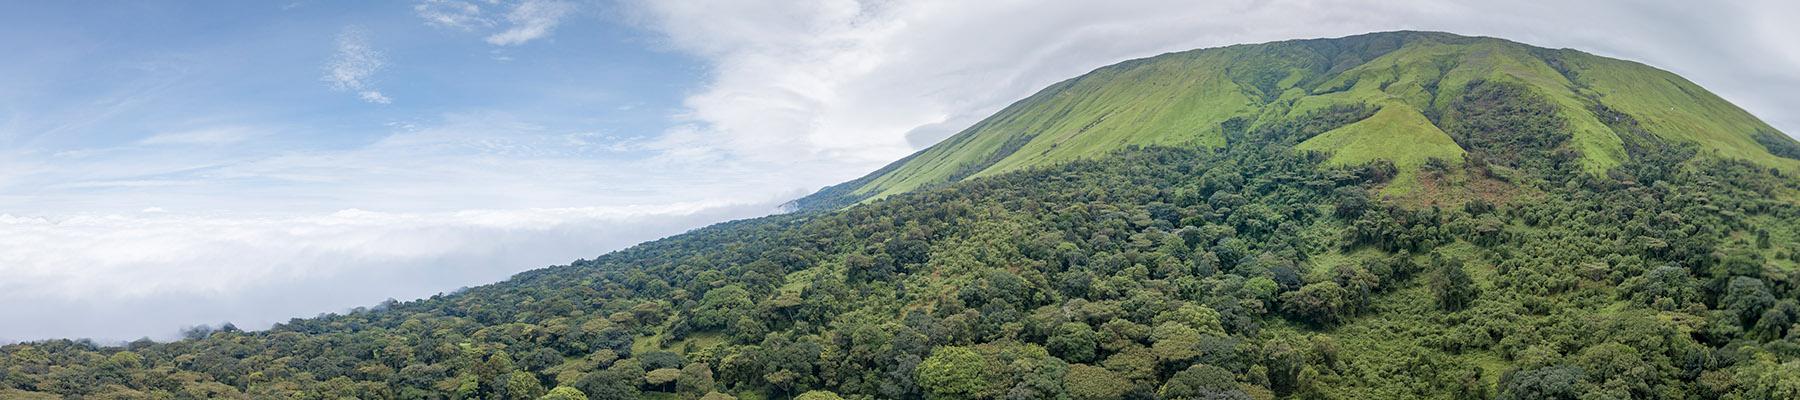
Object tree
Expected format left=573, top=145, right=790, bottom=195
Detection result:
left=1430, top=260, right=1479, bottom=312
left=794, top=390, right=847, bottom=400
left=1048, top=322, right=1099, bottom=363
left=917, top=346, right=989, bottom=400
left=677, top=363, right=717, bottom=395
left=698, top=392, right=738, bottom=400
left=644, top=368, right=681, bottom=391
left=1279, top=282, right=1350, bottom=326
left=1731, top=355, right=1800, bottom=400
left=1723, top=277, right=1776, bottom=326
left=1619, top=266, right=1699, bottom=310
left=505, top=371, right=546, bottom=399
left=538, top=386, right=588, bottom=400
left=1151, top=323, right=1204, bottom=367
left=1159, top=364, right=1241, bottom=399
left=1065, top=364, right=1130, bottom=400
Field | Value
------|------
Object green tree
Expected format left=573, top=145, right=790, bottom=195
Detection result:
left=1065, top=364, right=1130, bottom=400
left=794, top=390, right=847, bottom=400
left=1048, top=322, right=1099, bottom=363
left=505, top=371, right=546, bottom=399
left=1279, top=282, right=1350, bottom=325
left=1159, top=364, right=1240, bottom=399
left=538, top=386, right=588, bottom=400
left=1430, top=260, right=1479, bottom=312
left=1498, top=366, right=1585, bottom=400
left=1723, top=277, right=1776, bottom=325
left=917, top=346, right=988, bottom=400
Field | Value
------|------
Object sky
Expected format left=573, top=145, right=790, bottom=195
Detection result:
left=3, top=0, right=1799, bottom=342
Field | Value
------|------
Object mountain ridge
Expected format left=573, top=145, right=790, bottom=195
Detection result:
left=796, top=31, right=1799, bottom=209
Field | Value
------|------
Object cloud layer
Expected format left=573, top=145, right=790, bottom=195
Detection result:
left=0, top=201, right=776, bottom=342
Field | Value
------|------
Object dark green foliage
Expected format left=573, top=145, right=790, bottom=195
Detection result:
left=1429, top=257, right=1479, bottom=312
left=1755, top=130, right=1800, bottom=160
left=1445, top=79, right=1575, bottom=172
left=1280, top=282, right=1351, bottom=326
left=1498, top=366, right=1586, bottom=400
left=1046, top=322, right=1098, bottom=363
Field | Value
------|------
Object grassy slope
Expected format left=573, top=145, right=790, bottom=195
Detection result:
left=821, top=31, right=1798, bottom=207
left=1296, top=101, right=1463, bottom=194
left=1565, top=54, right=1800, bottom=169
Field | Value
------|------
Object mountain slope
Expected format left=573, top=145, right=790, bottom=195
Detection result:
left=7, top=32, right=1800, bottom=400
left=802, top=31, right=1799, bottom=207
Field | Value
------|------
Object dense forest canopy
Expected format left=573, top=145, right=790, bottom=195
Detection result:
left=7, top=31, right=1800, bottom=400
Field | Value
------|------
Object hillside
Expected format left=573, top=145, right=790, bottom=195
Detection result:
left=7, top=32, right=1800, bottom=400
left=795, top=31, right=1799, bottom=209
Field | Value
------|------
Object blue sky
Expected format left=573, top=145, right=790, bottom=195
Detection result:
left=1, top=1, right=711, bottom=214
left=3, top=0, right=1799, bottom=342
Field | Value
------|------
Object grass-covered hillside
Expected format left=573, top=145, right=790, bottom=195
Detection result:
left=795, top=31, right=1799, bottom=209
left=6, top=32, right=1800, bottom=400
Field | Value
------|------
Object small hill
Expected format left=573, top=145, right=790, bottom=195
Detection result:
left=796, top=31, right=1799, bottom=209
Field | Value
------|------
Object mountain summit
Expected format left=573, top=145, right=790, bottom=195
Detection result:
left=797, top=31, right=1799, bottom=209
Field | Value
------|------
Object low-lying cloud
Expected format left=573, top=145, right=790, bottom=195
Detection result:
left=0, top=201, right=778, bottom=343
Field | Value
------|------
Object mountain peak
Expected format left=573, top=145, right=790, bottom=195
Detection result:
left=795, top=31, right=1799, bottom=210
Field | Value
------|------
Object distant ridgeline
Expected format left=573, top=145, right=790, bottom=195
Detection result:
left=6, top=31, right=1800, bottom=400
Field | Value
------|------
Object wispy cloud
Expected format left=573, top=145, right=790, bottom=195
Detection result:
left=414, top=0, right=492, bottom=30
left=486, top=0, right=576, bottom=46
left=412, top=0, right=576, bottom=46
left=138, top=126, right=261, bottom=146
left=323, top=27, right=390, bottom=104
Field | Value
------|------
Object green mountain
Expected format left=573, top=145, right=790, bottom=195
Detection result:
left=7, top=31, right=1800, bottom=400
left=797, top=31, right=1798, bottom=209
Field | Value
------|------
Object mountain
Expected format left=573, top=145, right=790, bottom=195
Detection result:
left=6, top=32, right=1800, bottom=400
left=795, top=31, right=1799, bottom=210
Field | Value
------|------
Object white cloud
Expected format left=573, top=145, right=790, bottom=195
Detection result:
left=359, top=90, right=392, bottom=104
left=414, top=0, right=493, bottom=30
left=412, top=0, right=579, bottom=47
left=624, top=0, right=1800, bottom=181
left=0, top=200, right=778, bottom=342
left=486, top=0, right=577, bottom=46
left=323, top=27, right=389, bottom=103
left=0, top=109, right=830, bottom=342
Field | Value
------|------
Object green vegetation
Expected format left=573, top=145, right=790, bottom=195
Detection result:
left=798, top=31, right=1799, bottom=207
left=6, top=31, right=1800, bottom=400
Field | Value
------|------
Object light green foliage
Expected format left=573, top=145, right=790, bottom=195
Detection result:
left=1297, top=101, right=1464, bottom=194
left=539, top=386, right=588, bottom=400
left=793, top=390, right=846, bottom=400
left=1065, top=364, right=1131, bottom=400
left=917, top=346, right=989, bottom=399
